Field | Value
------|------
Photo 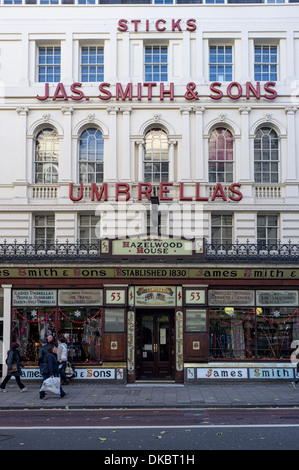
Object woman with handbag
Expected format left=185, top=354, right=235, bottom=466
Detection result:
left=0, top=343, right=28, bottom=392
left=57, top=337, right=70, bottom=385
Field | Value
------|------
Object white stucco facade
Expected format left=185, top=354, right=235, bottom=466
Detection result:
left=0, top=3, right=298, bottom=244
left=1, top=2, right=299, bottom=382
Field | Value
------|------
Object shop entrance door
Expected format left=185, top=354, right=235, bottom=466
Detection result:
left=136, top=310, right=174, bottom=379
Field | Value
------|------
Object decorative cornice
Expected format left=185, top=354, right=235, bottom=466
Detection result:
left=285, top=106, right=297, bottom=115
left=61, top=107, right=74, bottom=115
left=16, top=107, right=29, bottom=116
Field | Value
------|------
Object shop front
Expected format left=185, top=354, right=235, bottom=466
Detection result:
left=1, top=265, right=299, bottom=382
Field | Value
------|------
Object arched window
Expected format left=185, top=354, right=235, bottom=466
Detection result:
left=79, top=128, right=104, bottom=183
left=34, top=128, right=59, bottom=184
left=208, top=127, right=233, bottom=183
left=254, top=127, right=279, bottom=183
left=144, top=129, right=169, bottom=183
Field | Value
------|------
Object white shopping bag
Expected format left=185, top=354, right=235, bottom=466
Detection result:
left=40, top=377, right=61, bottom=395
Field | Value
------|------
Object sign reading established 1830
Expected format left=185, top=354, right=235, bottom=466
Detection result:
left=100, top=238, right=204, bottom=258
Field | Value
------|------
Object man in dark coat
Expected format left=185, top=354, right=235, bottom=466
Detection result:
left=39, top=345, right=67, bottom=400
left=0, top=343, right=28, bottom=392
left=38, top=339, right=48, bottom=376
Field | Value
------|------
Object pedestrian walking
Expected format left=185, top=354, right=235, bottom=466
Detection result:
left=46, top=334, right=57, bottom=348
left=291, top=344, right=299, bottom=388
left=0, top=343, right=28, bottom=393
left=38, top=338, right=48, bottom=376
left=39, top=345, right=67, bottom=400
left=57, top=337, right=70, bottom=385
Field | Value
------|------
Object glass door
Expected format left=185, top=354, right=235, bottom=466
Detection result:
left=136, top=310, right=173, bottom=379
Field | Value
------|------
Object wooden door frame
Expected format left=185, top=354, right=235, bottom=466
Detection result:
left=135, top=308, right=175, bottom=380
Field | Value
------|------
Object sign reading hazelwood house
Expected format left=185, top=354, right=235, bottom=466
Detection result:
left=100, top=238, right=204, bottom=257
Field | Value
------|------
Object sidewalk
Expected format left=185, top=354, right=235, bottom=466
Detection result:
left=0, top=380, right=298, bottom=409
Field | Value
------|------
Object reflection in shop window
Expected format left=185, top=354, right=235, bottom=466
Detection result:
left=104, top=309, right=125, bottom=332
left=58, top=307, right=102, bottom=362
left=256, top=307, right=299, bottom=359
left=186, top=309, right=207, bottom=331
left=11, top=307, right=103, bottom=363
left=209, top=306, right=299, bottom=360
left=209, top=307, right=255, bottom=359
left=12, top=307, right=56, bottom=362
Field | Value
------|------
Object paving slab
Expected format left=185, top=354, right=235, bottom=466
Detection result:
left=0, top=381, right=298, bottom=409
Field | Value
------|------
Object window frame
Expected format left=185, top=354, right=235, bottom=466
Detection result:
left=144, top=45, right=168, bottom=82
left=34, top=128, right=59, bottom=184
left=143, top=128, right=169, bottom=183
left=257, top=214, right=278, bottom=247
left=208, top=127, right=234, bottom=183
left=78, top=213, right=100, bottom=246
left=254, top=127, right=279, bottom=184
left=211, top=213, right=233, bottom=246
left=254, top=43, right=278, bottom=82
left=78, top=128, right=104, bottom=184
left=34, top=214, right=55, bottom=246
left=209, top=44, right=233, bottom=82
left=80, top=45, right=104, bottom=82
left=37, top=45, right=61, bottom=83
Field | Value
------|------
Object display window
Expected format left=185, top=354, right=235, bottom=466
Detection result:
left=11, top=305, right=103, bottom=364
left=58, top=307, right=102, bottom=362
left=256, top=306, right=299, bottom=359
left=12, top=307, right=57, bottom=362
left=209, top=307, right=255, bottom=359
left=209, top=304, right=299, bottom=360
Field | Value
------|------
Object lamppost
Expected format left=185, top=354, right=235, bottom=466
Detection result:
left=150, top=187, right=160, bottom=237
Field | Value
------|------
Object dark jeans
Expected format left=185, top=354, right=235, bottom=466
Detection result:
left=59, top=361, right=68, bottom=382
left=1, top=374, right=25, bottom=390
left=39, top=374, right=65, bottom=398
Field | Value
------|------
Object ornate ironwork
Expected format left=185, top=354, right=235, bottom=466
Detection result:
left=1, top=239, right=299, bottom=263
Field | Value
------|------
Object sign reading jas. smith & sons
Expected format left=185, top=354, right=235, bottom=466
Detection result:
left=100, top=238, right=204, bottom=258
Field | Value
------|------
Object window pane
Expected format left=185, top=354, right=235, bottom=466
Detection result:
left=209, top=45, right=233, bottom=81
left=38, top=46, right=61, bottom=82
left=35, top=129, right=59, bottom=184
left=105, top=309, right=125, bottom=332
left=81, top=46, right=104, bottom=82
left=186, top=309, right=207, bottom=332
left=144, top=45, right=168, bottom=82
left=79, top=128, right=104, bottom=183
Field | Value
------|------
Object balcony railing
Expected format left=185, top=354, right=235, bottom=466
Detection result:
left=1, top=239, right=299, bottom=263
left=1, top=0, right=299, bottom=5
